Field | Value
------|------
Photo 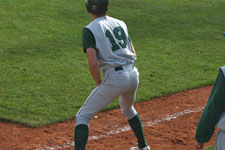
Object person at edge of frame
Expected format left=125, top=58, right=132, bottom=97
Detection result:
left=195, top=66, right=225, bottom=150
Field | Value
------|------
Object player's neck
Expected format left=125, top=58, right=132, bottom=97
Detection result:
left=91, top=14, right=107, bottom=20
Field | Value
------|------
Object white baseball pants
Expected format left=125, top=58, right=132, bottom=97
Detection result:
left=76, top=64, right=139, bottom=126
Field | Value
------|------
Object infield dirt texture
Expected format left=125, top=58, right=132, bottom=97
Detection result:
left=0, top=86, right=217, bottom=150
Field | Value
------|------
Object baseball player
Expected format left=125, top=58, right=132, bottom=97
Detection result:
left=195, top=66, right=225, bottom=150
left=74, top=0, right=150, bottom=150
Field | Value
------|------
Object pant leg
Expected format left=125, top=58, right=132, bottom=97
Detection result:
left=119, top=67, right=139, bottom=119
left=76, top=72, right=131, bottom=126
left=119, top=89, right=137, bottom=119
left=119, top=68, right=148, bottom=148
left=215, top=130, right=225, bottom=150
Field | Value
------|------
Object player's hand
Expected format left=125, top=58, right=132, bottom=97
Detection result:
left=195, top=140, right=204, bottom=150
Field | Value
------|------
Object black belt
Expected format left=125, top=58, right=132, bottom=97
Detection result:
left=115, top=66, right=123, bottom=71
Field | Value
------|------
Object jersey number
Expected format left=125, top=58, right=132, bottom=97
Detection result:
left=105, top=27, right=127, bottom=51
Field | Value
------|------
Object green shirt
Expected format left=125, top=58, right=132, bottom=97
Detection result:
left=195, top=67, right=225, bottom=143
left=82, top=27, right=96, bottom=53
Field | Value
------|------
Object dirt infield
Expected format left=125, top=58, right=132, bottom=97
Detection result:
left=0, top=86, right=217, bottom=150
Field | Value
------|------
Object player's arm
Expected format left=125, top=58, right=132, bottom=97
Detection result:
left=86, top=48, right=101, bottom=86
left=195, top=68, right=225, bottom=146
left=82, top=28, right=101, bottom=86
left=130, top=42, right=136, bottom=55
left=128, top=36, right=136, bottom=55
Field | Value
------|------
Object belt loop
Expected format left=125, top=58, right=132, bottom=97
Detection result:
left=115, top=66, right=123, bottom=71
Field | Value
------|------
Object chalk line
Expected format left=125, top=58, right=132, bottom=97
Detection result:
left=35, top=106, right=204, bottom=150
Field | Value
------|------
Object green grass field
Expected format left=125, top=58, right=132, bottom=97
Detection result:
left=0, top=0, right=225, bottom=127
left=206, top=146, right=214, bottom=150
